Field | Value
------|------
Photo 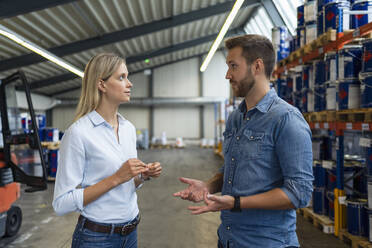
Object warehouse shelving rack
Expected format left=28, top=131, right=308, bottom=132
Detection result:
left=274, top=22, right=372, bottom=238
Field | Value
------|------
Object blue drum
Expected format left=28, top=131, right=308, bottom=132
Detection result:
left=324, top=1, right=351, bottom=33
left=297, top=26, right=306, bottom=48
left=359, top=73, right=372, bottom=108
left=367, top=147, right=372, bottom=176
left=338, top=79, right=361, bottom=110
left=272, top=26, right=290, bottom=61
left=338, top=45, right=363, bottom=80
left=313, top=187, right=326, bottom=215
left=314, top=85, right=326, bottom=111
left=325, top=52, right=337, bottom=82
left=314, top=60, right=326, bottom=85
left=346, top=199, right=368, bottom=236
left=302, top=89, right=309, bottom=112
left=295, top=72, right=303, bottom=92
left=314, top=163, right=328, bottom=187
left=303, top=65, right=310, bottom=89
left=293, top=92, right=302, bottom=111
left=318, top=0, right=339, bottom=12
left=298, top=5, right=305, bottom=27
left=351, top=0, right=372, bottom=29
left=317, top=12, right=324, bottom=35
left=327, top=191, right=335, bottom=220
left=362, top=39, right=372, bottom=73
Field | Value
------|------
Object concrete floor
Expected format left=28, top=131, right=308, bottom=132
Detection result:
left=0, top=147, right=349, bottom=248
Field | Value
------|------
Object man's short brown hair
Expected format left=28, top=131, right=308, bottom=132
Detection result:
left=225, top=34, right=275, bottom=79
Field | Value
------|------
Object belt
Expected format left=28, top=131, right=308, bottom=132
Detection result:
left=78, top=215, right=140, bottom=236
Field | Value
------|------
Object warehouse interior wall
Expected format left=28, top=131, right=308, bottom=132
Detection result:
left=50, top=51, right=229, bottom=139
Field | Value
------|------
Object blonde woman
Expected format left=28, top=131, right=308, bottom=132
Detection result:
left=53, top=53, right=162, bottom=248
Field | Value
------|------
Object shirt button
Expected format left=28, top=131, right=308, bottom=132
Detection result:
left=250, top=136, right=254, bottom=139
left=247, top=117, right=250, bottom=120
left=228, top=180, right=232, bottom=184
left=227, top=226, right=231, bottom=230
left=236, top=136, right=240, bottom=140
left=231, top=157, right=235, bottom=161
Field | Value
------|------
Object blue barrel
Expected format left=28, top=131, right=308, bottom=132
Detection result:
left=297, top=26, right=306, bottom=48
left=21, top=117, right=28, bottom=130
left=298, top=5, right=305, bottom=27
left=325, top=52, right=337, bottom=82
left=293, top=92, right=302, bottom=111
left=359, top=73, right=372, bottom=108
left=318, top=0, right=339, bottom=12
left=351, top=0, right=372, bottom=29
left=314, top=85, right=326, bottom=111
left=338, top=45, right=363, bottom=79
left=324, top=1, right=351, bottom=33
left=317, top=12, right=324, bottom=35
left=38, top=128, right=45, bottom=142
left=302, top=88, right=309, bottom=112
left=314, top=60, right=326, bottom=85
left=295, top=72, right=303, bottom=91
left=362, top=39, right=372, bottom=73
left=48, top=149, right=58, bottom=177
left=314, top=163, right=328, bottom=187
left=272, top=26, right=290, bottom=61
left=367, top=147, right=372, bottom=176
left=303, top=65, right=310, bottom=89
left=327, top=191, right=335, bottom=220
left=36, top=114, right=46, bottom=129
left=346, top=199, right=368, bottom=236
left=366, top=207, right=372, bottom=241
left=290, top=38, right=296, bottom=53
left=338, top=79, right=361, bottom=110
left=313, top=187, right=326, bottom=214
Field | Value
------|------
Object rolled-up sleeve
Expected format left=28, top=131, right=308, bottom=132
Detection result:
left=52, top=126, right=85, bottom=216
left=275, top=110, right=314, bottom=209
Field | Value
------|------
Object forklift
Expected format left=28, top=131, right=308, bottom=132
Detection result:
left=0, top=71, right=48, bottom=238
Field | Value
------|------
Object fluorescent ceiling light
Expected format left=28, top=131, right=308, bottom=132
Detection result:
left=0, top=24, right=84, bottom=78
left=200, top=0, right=245, bottom=72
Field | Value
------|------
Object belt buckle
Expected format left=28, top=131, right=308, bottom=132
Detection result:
left=121, top=223, right=133, bottom=236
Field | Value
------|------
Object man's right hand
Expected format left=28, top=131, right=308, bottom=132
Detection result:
left=173, top=177, right=209, bottom=203
left=113, top=158, right=149, bottom=185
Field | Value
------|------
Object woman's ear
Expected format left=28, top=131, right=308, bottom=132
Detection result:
left=97, top=80, right=106, bottom=93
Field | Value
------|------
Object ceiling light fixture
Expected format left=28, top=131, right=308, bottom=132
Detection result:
left=200, top=0, right=245, bottom=72
left=0, top=24, right=84, bottom=78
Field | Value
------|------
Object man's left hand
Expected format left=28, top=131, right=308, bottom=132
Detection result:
left=142, top=162, right=162, bottom=179
left=188, top=192, right=234, bottom=215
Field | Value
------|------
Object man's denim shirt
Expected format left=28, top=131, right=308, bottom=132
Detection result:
left=218, top=89, right=313, bottom=248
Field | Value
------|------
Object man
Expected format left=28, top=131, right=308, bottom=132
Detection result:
left=173, top=35, right=313, bottom=248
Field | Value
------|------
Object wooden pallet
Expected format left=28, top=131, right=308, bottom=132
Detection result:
left=343, top=29, right=372, bottom=39
left=150, top=144, right=172, bottom=149
left=338, top=229, right=371, bottom=248
left=41, top=141, right=60, bottom=150
left=319, top=111, right=337, bottom=122
left=298, top=207, right=334, bottom=234
left=316, top=29, right=337, bottom=48
left=303, top=113, right=311, bottom=123
left=336, top=109, right=372, bottom=122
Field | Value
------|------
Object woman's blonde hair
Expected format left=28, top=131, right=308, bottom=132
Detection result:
left=73, top=53, right=125, bottom=122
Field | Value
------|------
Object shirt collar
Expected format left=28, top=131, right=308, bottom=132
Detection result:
left=238, top=88, right=277, bottom=114
left=88, top=110, right=126, bottom=127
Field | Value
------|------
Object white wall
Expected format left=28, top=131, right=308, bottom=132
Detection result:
left=51, top=55, right=229, bottom=139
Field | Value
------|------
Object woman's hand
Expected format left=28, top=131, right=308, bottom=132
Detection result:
left=113, top=158, right=149, bottom=185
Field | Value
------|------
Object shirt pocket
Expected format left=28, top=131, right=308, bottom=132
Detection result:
left=241, top=129, right=265, bottom=160
left=223, top=130, right=234, bottom=154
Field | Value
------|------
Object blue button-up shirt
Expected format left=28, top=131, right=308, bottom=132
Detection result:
left=218, top=89, right=313, bottom=248
left=53, top=111, right=139, bottom=224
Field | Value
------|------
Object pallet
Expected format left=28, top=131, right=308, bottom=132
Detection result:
left=41, top=141, right=60, bottom=150
left=336, top=108, right=372, bottom=122
left=316, top=29, right=337, bottom=48
left=298, top=207, right=334, bottom=234
left=318, top=111, right=337, bottom=122
left=343, top=29, right=372, bottom=40
left=150, top=144, right=172, bottom=149
left=338, top=229, right=371, bottom=248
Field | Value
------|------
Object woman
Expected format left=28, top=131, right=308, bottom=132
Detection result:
left=53, top=53, right=162, bottom=248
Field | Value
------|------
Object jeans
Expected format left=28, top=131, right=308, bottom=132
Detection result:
left=218, top=241, right=299, bottom=248
left=71, top=216, right=138, bottom=248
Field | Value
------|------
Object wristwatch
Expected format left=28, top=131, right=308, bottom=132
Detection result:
left=231, top=196, right=242, bottom=212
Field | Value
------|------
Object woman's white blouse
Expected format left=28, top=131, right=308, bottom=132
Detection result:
left=52, top=110, right=139, bottom=223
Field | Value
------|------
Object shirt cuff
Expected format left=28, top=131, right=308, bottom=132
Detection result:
left=73, top=188, right=85, bottom=212
left=280, top=186, right=300, bottom=209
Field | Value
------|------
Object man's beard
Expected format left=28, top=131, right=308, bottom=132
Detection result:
left=233, top=73, right=255, bottom=98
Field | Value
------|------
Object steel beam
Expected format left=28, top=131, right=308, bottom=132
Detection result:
left=0, top=0, right=78, bottom=19
left=0, top=0, right=259, bottom=72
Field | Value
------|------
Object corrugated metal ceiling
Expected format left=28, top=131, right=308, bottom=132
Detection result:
left=0, top=0, right=292, bottom=98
